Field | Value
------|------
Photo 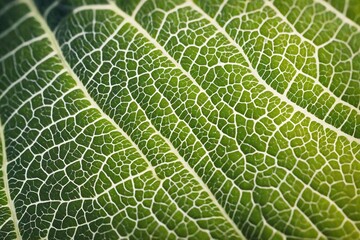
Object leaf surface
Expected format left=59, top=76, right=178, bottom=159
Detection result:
left=0, top=0, right=359, bottom=239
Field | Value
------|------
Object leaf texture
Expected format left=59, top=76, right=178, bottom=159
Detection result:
left=0, top=0, right=359, bottom=239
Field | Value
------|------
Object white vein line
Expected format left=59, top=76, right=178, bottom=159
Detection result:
left=343, top=0, right=349, bottom=15
left=0, top=12, right=33, bottom=39
left=107, top=3, right=262, bottom=238
left=7, top=100, right=93, bottom=166
left=316, top=0, right=360, bottom=31
left=0, top=0, right=19, bottom=17
left=275, top=173, right=327, bottom=239
left=13, top=3, right=244, bottom=238
left=128, top=68, right=248, bottom=237
left=170, top=1, right=360, bottom=229
left=187, top=0, right=359, bottom=144
left=0, top=122, right=22, bottom=240
left=66, top=3, right=356, bottom=237
left=72, top=20, right=233, bottom=226
left=0, top=52, right=57, bottom=100
left=157, top=180, right=212, bottom=238
left=154, top=2, right=191, bottom=40
left=23, top=0, right=161, bottom=182
left=265, top=0, right=358, bottom=114
left=68, top=2, right=247, bottom=239
left=1, top=2, right=243, bottom=238
left=0, top=34, right=47, bottom=61
left=5, top=1, right=358, bottom=240
left=43, top=0, right=59, bottom=21
left=0, top=218, right=12, bottom=232
left=71, top=0, right=358, bottom=218
left=131, top=0, right=146, bottom=18
left=275, top=113, right=360, bottom=231
left=3, top=69, right=67, bottom=126
left=30, top=169, right=151, bottom=204
left=214, top=0, right=229, bottom=20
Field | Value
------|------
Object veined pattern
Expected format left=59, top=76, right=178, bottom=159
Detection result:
left=0, top=0, right=359, bottom=239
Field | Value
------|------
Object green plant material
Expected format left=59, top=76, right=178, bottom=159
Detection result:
left=0, top=0, right=359, bottom=239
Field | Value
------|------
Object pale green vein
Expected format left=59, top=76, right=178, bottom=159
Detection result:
left=0, top=122, right=21, bottom=240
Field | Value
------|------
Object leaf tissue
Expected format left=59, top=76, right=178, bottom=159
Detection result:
left=0, top=0, right=359, bottom=239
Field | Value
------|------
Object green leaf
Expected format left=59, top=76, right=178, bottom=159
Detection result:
left=0, top=0, right=359, bottom=239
